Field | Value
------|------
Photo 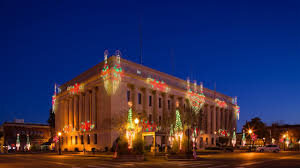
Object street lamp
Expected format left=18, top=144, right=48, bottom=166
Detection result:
left=248, top=129, right=253, bottom=151
left=58, top=132, right=62, bottom=155
left=134, top=118, right=139, bottom=125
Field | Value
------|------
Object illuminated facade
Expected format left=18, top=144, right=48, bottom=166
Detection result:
left=55, top=55, right=237, bottom=151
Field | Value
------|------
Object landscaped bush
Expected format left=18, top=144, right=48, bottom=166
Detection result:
left=132, top=135, right=144, bottom=155
left=117, top=137, right=129, bottom=155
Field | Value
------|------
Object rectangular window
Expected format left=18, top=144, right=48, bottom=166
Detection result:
left=211, top=138, right=214, bottom=145
left=65, top=136, right=68, bottom=144
left=168, top=100, right=170, bottom=110
left=138, top=93, right=142, bottom=104
left=159, top=97, right=162, bottom=108
left=159, top=116, right=161, bottom=125
left=149, top=96, right=152, bottom=106
left=75, top=136, right=78, bottom=144
left=94, top=134, right=97, bottom=144
left=206, top=137, right=208, bottom=145
left=71, top=136, right=73, bottom=145
left=81, top=135, right=84, bottom=144
left=87, top=135, right=90, bottom=144
left=127, top=90, right=130, bottom=101
left=149, top=114, right=152, bottom=122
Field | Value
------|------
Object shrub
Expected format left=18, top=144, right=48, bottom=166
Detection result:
left=117, top=137, right=129, bottom=155
left=133, top=135, right=144, bottom=155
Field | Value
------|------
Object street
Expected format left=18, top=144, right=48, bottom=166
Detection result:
left=1, top=152, right=300, bottom=168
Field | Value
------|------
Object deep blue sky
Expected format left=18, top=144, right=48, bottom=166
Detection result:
left=1, top=0, right=300, bottom=131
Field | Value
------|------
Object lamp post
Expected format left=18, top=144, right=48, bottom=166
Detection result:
left=248, top=129, right=253, bottom=151
left=58, top=132, right=62, bottom=155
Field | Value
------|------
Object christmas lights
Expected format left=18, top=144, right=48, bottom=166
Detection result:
left=174, top=109, right=183, bottom=132
left=16, top=133, right=20, bottom=151
left=215, top=98, right=227, bottom=108
left=242, top=131, right=246, bottom=146
left=174, top=103, right=183, bottom=150
left=26, top=134, right=30, bottom=150
left=100, top=50, right=123, bottom=95
left=67, top=83, right=84, bottom=95
left=127, top=103, right=134, bottom=130
left=232, top=130, right=236, bottom=147
left=186, top=80, right=205, bottom=113
left=146, top=77, right=170, bottom=93
left=233, top=96, right=240, bottom=120
left=141, top=120, right=157, bottom=132
left=63, top=124, right=73, bottom=133
left=251, top=133, right=257, bottom=141
left=126, top=102, right=135, bottom=149
left=53, top=135, right=59, bottom=143
left=52, top=84, right=57, bottom=113
left=218, top=129, right=230, bottom=137
left=80, top=121, right=95, bottom=132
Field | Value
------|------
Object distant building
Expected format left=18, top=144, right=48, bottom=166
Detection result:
left=1, top=120, right=51, bottom=151
left=55, top=54, right=238, bottom=151
left=266, top=124, right=300, bottom=147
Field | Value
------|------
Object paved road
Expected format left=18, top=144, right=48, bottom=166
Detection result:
left=1, top=152, right=300, bottom=168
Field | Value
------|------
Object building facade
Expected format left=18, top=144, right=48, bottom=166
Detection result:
left=55, top=54, right=238, bottom=151
left=1, top=120, right=51, bottom=152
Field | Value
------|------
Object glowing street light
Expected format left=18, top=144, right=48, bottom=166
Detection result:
left=248, top=129, right=253, bottom=134
left=134, top=118, right=139, bottom=125
left=58, top=132, right=62, bottom=155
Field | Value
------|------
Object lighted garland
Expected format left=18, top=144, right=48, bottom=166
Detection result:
left=16, top=133, right=20, bottom=151
left=232, top=130, right=236, bottom=147
left=127, top=105, right=134, bottom=130
left=146, top=77, right=170, bottom=93
left=63, top=124, right=73, bottom=133
left=67, top=83, right=84, bottom=95
left=218, top=129, right=230, bottom=137
left=215, top=98, right=227, bottom=108
left=187, top=90, right=205, bottom=113
left=52, top=84, right=58, bottom=113
left=233, top=97, right=240, bottom=120
left=186, top=80, right=205, bottom=114
left=242, top=131, right=246, bottom=146
left=100, top=50, right=123, bottom=95
left=80, top=120, right=95, bottom=132
left=174, top=109, right=183, bottom=132
left=126, top=102, right=135, bottom=149
left=141, top=119, right=157, bottom=132
left=233, top=105, right=240, bottom=120
left=26, top=134, right=30, bottom=150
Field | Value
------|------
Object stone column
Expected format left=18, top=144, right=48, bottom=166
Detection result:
left=92, top=87, right=97, bottom=126
left=206, top=105, right=211, bottom=134
left=162, top=93, right=168, bottom=127
left=153, top=91, right=158, bottom=123
left=226, top=109, right=230, bottom=130
left=132, top=86, right=138, bottom=113
left=74, top=95, right=78, bottom=130
left=85, top=91, right=90, bottom=122
left=97, top=87, right=101, bottom=130
left=212, top=105, right=217, bottom=145
left=79, top=93, right=83, bottom=124
left=64, top=100, right=67, bottom=127
left=68, top=98, right=72, bottom=126
left=217, top=107, right=221, bottom=131
left=220, top=108, right=224, bottom=129
left=171, top=95, right=177, bottom=121
left=143, top=88, right=149, bottom=118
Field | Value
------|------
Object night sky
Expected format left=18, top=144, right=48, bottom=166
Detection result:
left=1, top=0, right=300, bottom=131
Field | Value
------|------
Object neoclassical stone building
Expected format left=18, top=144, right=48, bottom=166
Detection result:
left=54, top=53, right=238, bottom=151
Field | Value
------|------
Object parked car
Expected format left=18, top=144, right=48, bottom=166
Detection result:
left=256, top=145, right=280, bottom=153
